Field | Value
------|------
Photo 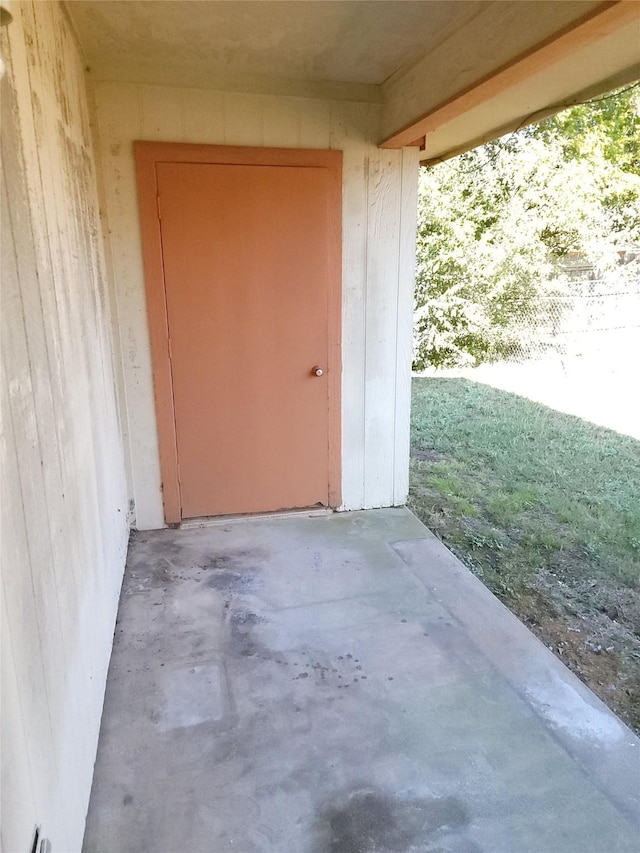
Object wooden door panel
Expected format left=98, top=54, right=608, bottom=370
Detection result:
left=156, top=161, right=331, bottom=518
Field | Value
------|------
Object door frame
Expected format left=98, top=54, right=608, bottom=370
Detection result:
left=134, top=141, right=343, bottom=523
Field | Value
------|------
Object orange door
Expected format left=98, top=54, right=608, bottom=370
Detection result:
left=152, top=156, right=340, bottom=519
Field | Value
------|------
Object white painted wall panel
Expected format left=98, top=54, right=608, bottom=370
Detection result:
left=335, top=105, right=370, bottom=512
left=363, top=149, right=404, bottom=508
left=223, top=92, right=265, bottom=147
left=93, top=80, right=420, bottom=527
left=0, top=3, right=129, bottom=851
left=394, top=147, right=421, bottom=504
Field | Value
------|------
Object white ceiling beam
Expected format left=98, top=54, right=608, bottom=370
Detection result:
left=380, top=1, right=639, bottom=150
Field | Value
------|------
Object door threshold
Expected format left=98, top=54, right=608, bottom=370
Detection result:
left=179, top=507, right=334, bottom=529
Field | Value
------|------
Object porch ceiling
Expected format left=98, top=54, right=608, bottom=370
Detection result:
left=66, top=0, right=640, bottom=161
left=65, top=0, right=483, bottom=94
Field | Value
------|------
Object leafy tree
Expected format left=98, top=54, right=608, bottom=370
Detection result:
left=535, top=85, right=640, bottom=175
left=414, top=85, right=640, bottom=369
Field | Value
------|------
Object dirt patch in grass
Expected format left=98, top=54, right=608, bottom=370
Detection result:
left=533, top=615, right=639, bottom=729
left=409, top=376, right=640, bottom=734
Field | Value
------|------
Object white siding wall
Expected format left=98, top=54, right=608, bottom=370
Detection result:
left=0, top=4, right=129, bottom=851
left=93, top=81, right=420, bottom=528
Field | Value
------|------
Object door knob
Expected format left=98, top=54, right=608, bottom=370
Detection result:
left=312, top=366, right=324, bottom=377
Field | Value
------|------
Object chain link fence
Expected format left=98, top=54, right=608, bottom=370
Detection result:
left=418, top=253, right=640, bottom=438
left=497, top=257, right=640, bottom=365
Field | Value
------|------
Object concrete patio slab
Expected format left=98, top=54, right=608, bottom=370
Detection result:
left=83, top=509, right=640, bottom=853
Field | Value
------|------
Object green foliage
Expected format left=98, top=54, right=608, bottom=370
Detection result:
left=535, top=85, right=640, bottom=175
left=414, top=86, right=640, bottom=369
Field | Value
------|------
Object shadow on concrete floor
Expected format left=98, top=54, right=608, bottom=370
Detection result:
left=83, top=508, right=640, bottom=853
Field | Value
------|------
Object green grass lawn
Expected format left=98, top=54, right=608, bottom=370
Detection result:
left=409, top=376, right=640, bottom=731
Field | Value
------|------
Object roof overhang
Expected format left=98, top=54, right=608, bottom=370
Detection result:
left=66, top=1, right=640, bottom=163
left=379, top=1, right=640, bottom=163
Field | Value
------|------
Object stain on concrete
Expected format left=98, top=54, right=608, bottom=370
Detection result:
left=230, top=610, right=263, bottom=629
left=314, top=787, right=474, bottom=853
left=228, top=609, right=268, bottom=659
left=151, top=558, right=174, bottom=580
left=198, top=550, right=263, bottom=594
left=273, top=651, right=373, bottom=691
left=201, top=554, right=237, bottom=570
left=199, top=549, right=262, bottom=571
left=206, top=569, right=255, bottom=593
